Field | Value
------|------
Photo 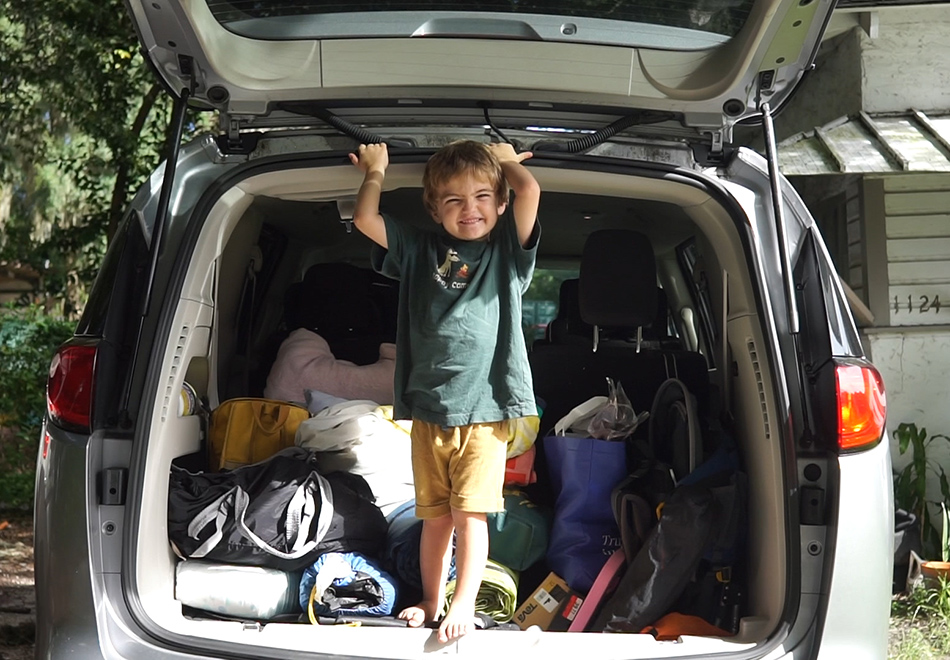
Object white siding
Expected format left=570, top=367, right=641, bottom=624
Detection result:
left=882, top=174, right=950, bottom=327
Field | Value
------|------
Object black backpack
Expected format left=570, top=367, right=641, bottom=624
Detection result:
left=168, top=447, right=387, bottom=571
left=610, top=377, right=702, bottom=561
left=600, top=378, right=748, bottom=635
left=596, top=441, right=748, bottom=634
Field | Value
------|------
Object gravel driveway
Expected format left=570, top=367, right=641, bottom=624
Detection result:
left=0, top=512, right=34, bottom=660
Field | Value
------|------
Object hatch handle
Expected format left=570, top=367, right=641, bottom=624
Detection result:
left=760, top=102, right=800, bottom=335
left=412, top=18, right=541, bottom=40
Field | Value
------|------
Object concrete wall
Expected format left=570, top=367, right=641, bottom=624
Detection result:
left=861, top=6, right=950, bottom=114
left=776, top=7, right=950, bottom=535
left=771, top=5, right=950, bottom=143
left=772, top=27, right=864, bottom=143
left=865, top=330, right=950, bottom=493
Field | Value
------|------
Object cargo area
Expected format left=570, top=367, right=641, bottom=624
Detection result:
left=129, top=160, right=790, bottom=658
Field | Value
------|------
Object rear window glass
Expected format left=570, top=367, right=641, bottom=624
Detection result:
left=522, top=267, right=578, bottom=346
left=206, top=1, right=754, bottom=46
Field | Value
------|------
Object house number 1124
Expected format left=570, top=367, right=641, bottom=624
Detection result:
left=893, top=295, right=942, bottom=314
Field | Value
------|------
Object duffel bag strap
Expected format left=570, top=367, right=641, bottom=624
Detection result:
left=283, top=472, right=335, bottom=553
left=232, top=472, right=335, bottom=560
left=186, top=471, right=334, bottom=561
left=187, top=487, right=238, bottom=559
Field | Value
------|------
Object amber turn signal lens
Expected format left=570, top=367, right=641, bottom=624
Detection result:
left=836, top=361, right=886, bottom=452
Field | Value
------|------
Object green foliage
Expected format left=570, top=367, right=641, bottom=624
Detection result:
left=0, top=0, right=214, bottom=312
left=942, top=503, right=950, bottom=564
left=0, top=305, right=74, bottom=510
left=521, top=267, right=578, bottom=345
left=894, top=422, right=950, bottom=560
left=893, top=575, right=950, bottom=622
left=523, top=268, right=577, bottom=304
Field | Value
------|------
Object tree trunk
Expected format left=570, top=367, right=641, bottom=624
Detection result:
left=106, top=83, right=162, bottom=244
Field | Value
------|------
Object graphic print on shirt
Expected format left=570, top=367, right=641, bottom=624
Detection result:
left=433, top=247, right=471, bottom=290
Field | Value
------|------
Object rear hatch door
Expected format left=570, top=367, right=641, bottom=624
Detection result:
left=126, top=0, right=836, bottom=141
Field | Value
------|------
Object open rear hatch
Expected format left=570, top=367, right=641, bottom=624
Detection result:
left=118, top=1, right=840, bottom=657
left=127, top=0, right=834, bottom=144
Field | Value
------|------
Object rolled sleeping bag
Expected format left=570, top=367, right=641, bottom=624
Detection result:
left=444, top=559, right=519, bottom=623
left=299, top=552, right=398, bottom=618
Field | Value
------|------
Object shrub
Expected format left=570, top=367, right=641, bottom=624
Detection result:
left=0, top=305, right=74, bottom=510
left=893, top=422, right=950, bottom=559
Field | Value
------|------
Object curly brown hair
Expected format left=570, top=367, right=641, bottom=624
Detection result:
left=422, top=141, right=508, bottom=215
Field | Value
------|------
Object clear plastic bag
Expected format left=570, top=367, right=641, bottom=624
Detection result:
left=586, top=377, right=649, bottom=440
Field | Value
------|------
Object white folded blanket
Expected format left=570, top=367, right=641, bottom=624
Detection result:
left=296, top=401, right=414, bottom=518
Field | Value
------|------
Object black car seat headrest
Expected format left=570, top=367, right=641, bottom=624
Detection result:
left=546, top=278, right=593, bottom=344
left=579, top=229, right=658, bottom=331
left=285, top=263, right=381, bottom=344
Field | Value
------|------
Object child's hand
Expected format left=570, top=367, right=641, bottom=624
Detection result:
left=349, top=143, right=389, bottom=174
left=488, top=142, right=533, bottom=164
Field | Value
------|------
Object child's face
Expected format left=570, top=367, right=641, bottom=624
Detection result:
left=430, top=172, right=507, bottom=241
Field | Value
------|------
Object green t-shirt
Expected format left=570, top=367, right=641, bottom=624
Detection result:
left=372, top=213, right=539, bottom=427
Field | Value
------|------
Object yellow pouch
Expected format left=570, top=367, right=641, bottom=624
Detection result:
left=208, top=398, right=310, bottom=471
left=507, top=415, right=540, bottom=459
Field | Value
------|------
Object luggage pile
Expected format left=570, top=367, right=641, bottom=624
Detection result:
left=167, top=378, right=747, bottom=638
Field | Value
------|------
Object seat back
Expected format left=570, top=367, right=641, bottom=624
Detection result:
left=285, top=263, right=396, bottom=365
left=641, top=287, right=684, bottom=350
left=530, top=230, right=709, bottom=436
left=542, top=278, right=591, bottom=346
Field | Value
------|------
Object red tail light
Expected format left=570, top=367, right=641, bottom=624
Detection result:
left=47, top=341, right=98, bottom=432
left=836, top=360, right=886, bottom=452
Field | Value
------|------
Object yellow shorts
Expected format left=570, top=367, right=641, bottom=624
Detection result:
left=410, top=419, right=508, bottom=519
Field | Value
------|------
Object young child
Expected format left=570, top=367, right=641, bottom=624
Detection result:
left=348, top=140, right=541, bottom=642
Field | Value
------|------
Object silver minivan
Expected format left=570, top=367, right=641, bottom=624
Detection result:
left=36, top=1, right=893, bottom=658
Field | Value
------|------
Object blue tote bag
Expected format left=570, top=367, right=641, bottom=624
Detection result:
left=544, top=396, right=630, bottom=593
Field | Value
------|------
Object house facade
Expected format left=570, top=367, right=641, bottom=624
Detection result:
left=771, top=2, right=950, bottom=477
left=0, top=262, right=40, bottom=307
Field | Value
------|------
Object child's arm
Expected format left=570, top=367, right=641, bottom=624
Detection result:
left=488, top=143, right=541, bottom=248
left=348, top=143, right=390, bottom=249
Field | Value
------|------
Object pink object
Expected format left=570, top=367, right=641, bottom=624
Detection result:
left=264, top=329, right=396, bottom=405
left=504, top=444, right=537, bottom=485
left=567, top=548, right=626, bottom=632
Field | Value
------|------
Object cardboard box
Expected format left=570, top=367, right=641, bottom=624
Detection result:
left=513, top=572, right=584, bottom=631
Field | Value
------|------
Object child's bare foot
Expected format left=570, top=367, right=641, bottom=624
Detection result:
left=437, top=604, right=477, bottom=643
left=397, top=601, right=438, bottom=628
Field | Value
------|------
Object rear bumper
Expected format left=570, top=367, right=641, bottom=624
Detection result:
left=34, top=423, right=892, bottom=660
left=815, top=439, right=893, bottom=659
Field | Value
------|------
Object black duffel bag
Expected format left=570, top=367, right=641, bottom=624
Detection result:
left=168, top=447, right=387, bottom=571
